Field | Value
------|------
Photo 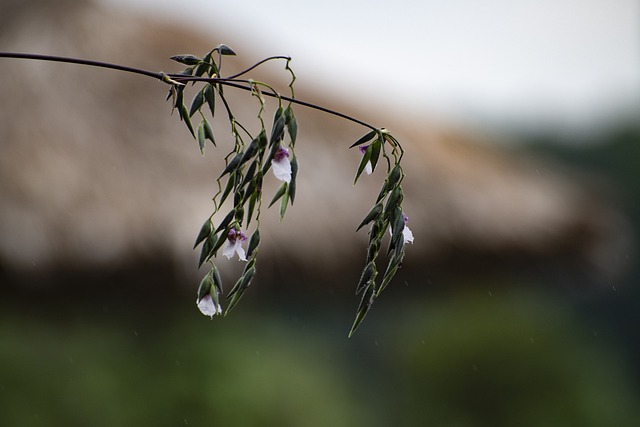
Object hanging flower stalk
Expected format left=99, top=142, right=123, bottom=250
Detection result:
left=0, top=46, right=411, bottom=335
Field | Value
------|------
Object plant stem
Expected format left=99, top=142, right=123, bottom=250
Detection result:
left=0, top=52, right=377, bottom=131
left=0, top=52, right=162, bottom=80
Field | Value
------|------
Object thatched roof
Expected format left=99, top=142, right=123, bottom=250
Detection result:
left=0, top=0, right=630, bottom=291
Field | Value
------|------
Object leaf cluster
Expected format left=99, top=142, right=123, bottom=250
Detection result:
left=165, top=46, right=408, bottom=335
left=349, top=130, right=407, bottom=336
left=168, top=46, right=299, bottom=316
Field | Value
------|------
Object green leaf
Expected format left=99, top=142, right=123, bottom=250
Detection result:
left=211, top=265, right=223, bottom=294
left=270, top=107, right=286, bottom=146
left=285, top=106, right=298, bottom=145
left=198, top=234, right=218, bottom=267
left=240, top=161, right=257, bottom=188
left=210, top=230, right=229, bottom=256
left=197, top=271, right=214, bottom=301
left=225, top=290, right=244, bottom=315
left=269, top=182, right=288, bottom=208
left=386, top=164, right=403, bottom=190
left=214, top=210, right=236, bottom=234
left=356, top=262, right=377, bottom=295
left=193, top=218, right=212, bottom=248
left=246, top=191, right=258, bottom=226
left=349, top=129, right=377, bottom=148
left=288, top=155, right=298, bottom=204
left=227, top=263, right=256, bottom=299
left=240, top=135, right=260, bottom=165
left=219, top=171, right=236, bottom=206
left=247, top=230, right=260, bottom=258
left=204, top=84, right=216, bottom=117
left=226, top=266, right=256, bottom=313
left=197, top=121, right=206, bottom=154
left=189, top=90, right=205, bottom=117
left=348, top=286, right=375, bottom=337
left=170, top=54, right=201, bottom=65
left=279, top=189, right=289, bottom=220
left=203, top=118, right=216, bottom=146
left=217, top=44, right=236, bottom=55
left=194, top=60, right=210, bottom=78
left=354, top=144, right=373, bottom=184
left=377, top=250, right=403, bottom=297
left=180, top=104, right=195, bottom=137
left=369, top=138, right=382, bottom=172
left=384, top=186, right=404, bottom=218
left=356, top=202, right=383, bottom=231
left=220, top=153, right=243, bottom=178
left=366, top=239, right=380, bottom=264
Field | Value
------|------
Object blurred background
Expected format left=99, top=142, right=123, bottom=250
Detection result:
left=1, top=0, right=639, bottom=425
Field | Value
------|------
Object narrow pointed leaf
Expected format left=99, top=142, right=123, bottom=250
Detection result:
left=170, top=54, right=201, bottom=65
left=198, top=234, right=218, bottom=267
left=180, top=104, right=195, bottom=137
left=204, top=84, right=216, bottom=117
left=194, top=218, right=212, bottom=248
left=247, top=230, right=260, bottom=258
left=369, top=138, right=382, bottom=172
left=270, top=107, right=286, bottom=145
left=211, top=265, right=223, bottom=294
left=354, top=144, right=373, bottom=184
left=240, top=136, right=260, bottom=165
left=214, top=210, right=236, bottom=234
left=285, top=106, right=297, bottom=145
left=356, top=203, right=383, bottom=231
left=269, top=182, right=288, bottom=208
left=246, top=191, right=258, bottom=226
left=203, top=119, right=216, bottom=146
left=279, top=190, right=289, bottom=220
left=197, top=121, right=206, bottom=154
left=387, top=164, right=402, bottom=190
left=217, top=44, right=236, bottom=55
left=348, top=287, right=375, bottom=337
left=288, top=155, right=298, bottom=204
left=220, top=153, right=243, bottom=177
left=356, top=262, right=376, bottom=295
left=349, top=129, right=377, bottom=148
left=197, top=271, right=214, bottom=301
left=189, top=90, right=205, bottom=117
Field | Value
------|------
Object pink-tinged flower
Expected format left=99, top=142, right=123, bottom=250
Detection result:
left=402, top=213, right=414, bottom=244
left=359, top=145, right=373, bottom=175
left=222, top=228, right=248, bottom=261
left=271, top=144, right=291, bottom=183
left=196, top=293, right=222, bottom=318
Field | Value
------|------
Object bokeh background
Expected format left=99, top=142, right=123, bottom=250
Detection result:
left=1, top=0, right=639, bottom=425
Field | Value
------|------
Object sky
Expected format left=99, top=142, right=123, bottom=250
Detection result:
left=105, top=0, right=639, bottom=134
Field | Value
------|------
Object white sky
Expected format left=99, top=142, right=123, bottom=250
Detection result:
left=105, top=0, right=639, bottom=133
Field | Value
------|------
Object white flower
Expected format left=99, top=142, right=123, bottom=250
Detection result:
left=222, top=228, right=247, bottom=261
left=196, top=294, right=221, bottom=318
left=359, top=145, right=372, bottom=175
left=389, top=213, right=414, bottom=244
left=402, top=213, right=414, bottom=244
left=271, top=144, right=291, bottom=183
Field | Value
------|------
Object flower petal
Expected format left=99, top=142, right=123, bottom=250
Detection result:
left=234, top=241, right=247, bottom=261
left=197, top=294, right=218, bottom=318
left=272, top=157, right=292, bottom=183
left=222, top=240, right=236, bottom=259
left=403, top=225, right=414, bottom=244
left=364, top=161, right=373, bottom=175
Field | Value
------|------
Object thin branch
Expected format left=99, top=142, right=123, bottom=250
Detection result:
left=222, top=55, right=291, bottom=80
left=0, top=52, right=378, bottom=131
left=170, top=75, right=377, bottom=131
left=0, top=52, right=163, bottom=80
